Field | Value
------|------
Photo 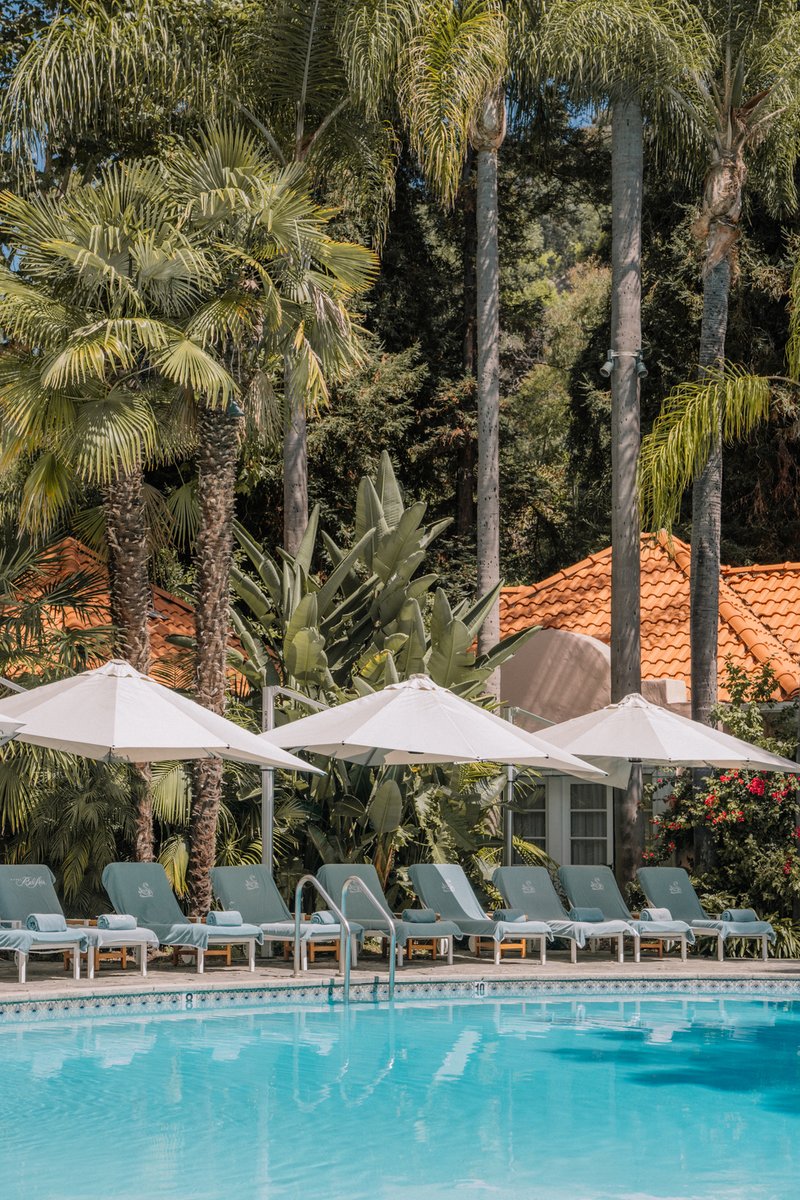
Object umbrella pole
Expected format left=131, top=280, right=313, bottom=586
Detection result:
left=261, top=686, right=275, bottom=873
left=503, top=764, right=515, bottom=866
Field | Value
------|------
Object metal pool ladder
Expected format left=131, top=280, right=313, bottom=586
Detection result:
left=340, top=876, right=397, bottom=1004
left=293, top=875, right=352, bottom=980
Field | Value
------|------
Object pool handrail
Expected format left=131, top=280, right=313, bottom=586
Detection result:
left=340, top=875, right=397, bottom=1002
left=293, top=874, right=352, bottom=980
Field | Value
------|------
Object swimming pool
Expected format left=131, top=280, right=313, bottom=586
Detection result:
left=1, top=992, right=798, bottom=1199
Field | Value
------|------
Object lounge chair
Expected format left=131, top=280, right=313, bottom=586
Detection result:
left=0, top=923, right=87, bottom=984
left=210, top=865, right=362, bottom=969
left=317, top=864, right=462, bottom=965
left=493, top=866, right=636, bottom=963
left=558, top=865, right=694, bottom=961
left=638, top=866, right=775, bottom=961
left=0, top=863, right=150, bottom=981
left=102, top=862, right=262, bottom=973
left=408, top=863, right=552, bottom=966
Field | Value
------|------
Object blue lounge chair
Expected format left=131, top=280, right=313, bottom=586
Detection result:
left=638, top=867, right=775, bottom=961
left=0, top=924, right=87, bottom=984
left=493, top=866, right=636, bottom=963
left=317, top=864, right=462, bottom=965
left=0, top=864, right=150, bottom=980
left=210, top=865, right=362, bottom=970
left=102, top=862, right=262, bottom=973
left=408, top=863, right=552, bottom=966
left=559, top=865, right=694, bottom=962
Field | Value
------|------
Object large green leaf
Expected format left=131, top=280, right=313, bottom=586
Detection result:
left=368, top=779, right=403, bottom=835
left=284, top=627, right=329, bottom=684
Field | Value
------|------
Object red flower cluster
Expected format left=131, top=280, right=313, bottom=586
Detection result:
left=748, top=777, right=766, bottom=797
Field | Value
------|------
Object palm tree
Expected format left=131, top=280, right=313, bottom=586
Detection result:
left=362, top=0, right=509, bottom=691
left=4, top=0, right=396, bottom=558
left=156, top=127, right=376, bottom=914
left=233, top=0, right=403, bottom=552
left=666, top=1, right=800, bottom=726
left=0, top=164, right=230, bottom=859
left=533, top=0, right=708, bottom=882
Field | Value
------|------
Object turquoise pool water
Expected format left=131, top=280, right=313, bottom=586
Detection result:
left=1, top=993, right=798, bottom=1199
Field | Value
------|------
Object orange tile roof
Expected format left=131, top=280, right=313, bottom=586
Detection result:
left=22, top=538, right=243, bottom=692
left=500, top=532, right=800, bottom=702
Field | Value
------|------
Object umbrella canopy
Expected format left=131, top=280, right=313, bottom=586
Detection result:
left=0, top=660, right=319, bottom=771
left=0, top=713, right=23, bottom=742
left=539, top=692, right=800, bottom=787
left=265, top=674, right=604, bottom=778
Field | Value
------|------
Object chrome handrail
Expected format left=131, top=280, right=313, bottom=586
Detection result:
left=293, top=875, right=352, bottom=982
left=340, top=876, right=397, bottom=1001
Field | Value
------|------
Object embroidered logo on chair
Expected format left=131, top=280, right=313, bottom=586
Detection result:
left=244, top=875, right=260, bottom=891
left=669, top=882, right=682, bottom=894
left=590, top=878, right=605, bottom=891
left=12, top=876, right=45, bottom=887
left=522, top=881, right=536, bottom=894
left=137, top=883, right=154, bottom=898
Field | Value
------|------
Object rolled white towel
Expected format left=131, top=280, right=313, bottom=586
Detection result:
left=641, top=906, right=672, bottom=922
left=97, top=914, right=137, bottom=930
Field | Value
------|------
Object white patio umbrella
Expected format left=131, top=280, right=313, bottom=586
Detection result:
left=0, top=713, right=23, bottom=743
left=539, top=692, right=800, bottom=787
left=0, top=659, right=320, bottom=771
left=265, top=674, right=604, bottom=778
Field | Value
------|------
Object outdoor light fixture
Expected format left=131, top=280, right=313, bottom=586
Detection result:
left=599, top=349, right=615, bottom=377
left=600, top=349, right=647, bottom=379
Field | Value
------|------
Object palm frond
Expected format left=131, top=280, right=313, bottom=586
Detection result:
left=639, top=364, right=772, bottom=530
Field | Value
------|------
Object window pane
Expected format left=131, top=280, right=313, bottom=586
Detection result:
left=570, top=783, right=608, bottom=811
left=571, top=811, right=607, bottom=839
left=516, top=811, right=546, bottom=846
left=570, top=839, right=607, bottom=865
left=515, top=782, right=546, bottom=848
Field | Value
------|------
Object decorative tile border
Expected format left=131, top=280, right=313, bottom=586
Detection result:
left=3, top=973, right=800, bottom=1025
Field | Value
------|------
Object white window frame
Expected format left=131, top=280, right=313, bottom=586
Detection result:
left=544, top=778, right=613, bottom=866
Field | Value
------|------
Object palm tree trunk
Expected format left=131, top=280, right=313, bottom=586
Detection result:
left=473, top=87, right=506, bottom=696
left=690, top=145, right=740, bottom=726
left=188, top=404, right=241, bottom=917
left=610, top=96, right=644, bottom=887
left=103, top=464, right=155, bottom=862
left=457, top=149, right=477, bottom=537
left=283, top=373, right=308, bottom=556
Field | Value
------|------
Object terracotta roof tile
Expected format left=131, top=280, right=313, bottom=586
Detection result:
left=500, top=532, right=800, bottom=702
left=24, top=538, right=245, bottom=692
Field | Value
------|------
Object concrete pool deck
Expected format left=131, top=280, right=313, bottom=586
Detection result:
left=2, top=946, right=800, bottom=1003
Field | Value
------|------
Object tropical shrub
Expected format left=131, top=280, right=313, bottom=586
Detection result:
left=642, top=665, right=800, bottom=951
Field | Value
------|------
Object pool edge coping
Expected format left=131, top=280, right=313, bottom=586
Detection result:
left=4, top=973, right=800, bottom=1023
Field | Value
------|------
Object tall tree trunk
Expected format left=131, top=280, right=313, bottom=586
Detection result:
left=473, top=87, right=506, bottom=697
left=188, top=405, right=241, bottom=917
left=457, top=149, right=477, bottom=537
left=104, top=464, right=155, bottom=862
left=690, top=148, right=742, bottom=726
left=283, top=371, right=308, bottom=556
left=610, top=96, right=644, bottom=887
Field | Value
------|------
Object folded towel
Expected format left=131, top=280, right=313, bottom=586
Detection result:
left=26, top=913, right=67, bottom=932
left=97, top=913, right=137, bottom=930
left=206, top=910, right=243, bottom=926
left=569, top=907, right=605, bottom=923
left=402, top=908, right=438, bottom=924
left=492, top=909, right=527, bottom=923
left=311, top=910, right=337, bottom=925
left=641, top=907, right=672, bottom=922
left=721, top=908, right=758, bottom=923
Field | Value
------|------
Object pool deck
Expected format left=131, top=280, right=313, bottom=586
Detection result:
left=2, top=947, right=800, bottom=1003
